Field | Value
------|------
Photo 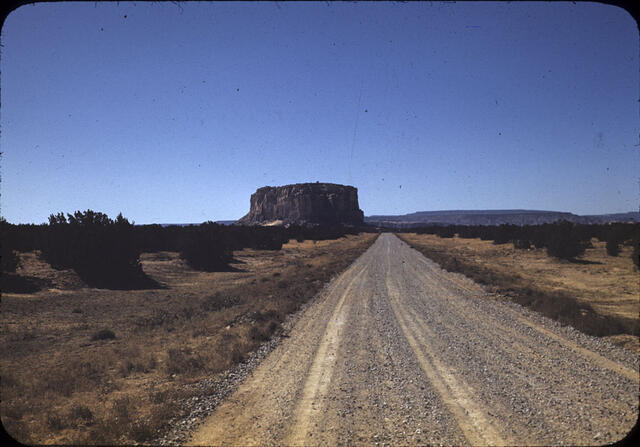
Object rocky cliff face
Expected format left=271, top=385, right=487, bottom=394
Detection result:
left=236, top=183, right=364, bottom=226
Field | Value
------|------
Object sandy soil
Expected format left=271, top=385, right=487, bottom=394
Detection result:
left=188, top=234, right=638, bottom=446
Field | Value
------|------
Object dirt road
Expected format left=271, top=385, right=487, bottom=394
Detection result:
left=188, top=233, right=638, bottom=446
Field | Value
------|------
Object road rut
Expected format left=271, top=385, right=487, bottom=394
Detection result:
left=189, top=233, right=638, bottom=446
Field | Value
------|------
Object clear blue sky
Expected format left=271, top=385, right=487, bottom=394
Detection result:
left=1, top=1, right=638, bottom=224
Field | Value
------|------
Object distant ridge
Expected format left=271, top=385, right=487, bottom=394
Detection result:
left=365, top=210, right=640, bottom=228
left=151, top=212, right=639, bottom=228
left=577, top=212, right=640, bottom=223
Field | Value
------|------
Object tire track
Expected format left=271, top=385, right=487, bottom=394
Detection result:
left=384, top=240, right=511, bottom=446
left=404, top=253, right=638, bottom=385
left=285, top=265, right=368, bottom=445
left=187, top=256, right=372, bottom=446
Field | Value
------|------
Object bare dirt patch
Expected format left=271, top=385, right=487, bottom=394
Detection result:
left=397, top=233, right=639, bottom=351
left=0, top=233, right=377, bottom=445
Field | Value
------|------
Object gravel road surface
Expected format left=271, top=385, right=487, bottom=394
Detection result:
left=188, top=233, right=638, bottom=446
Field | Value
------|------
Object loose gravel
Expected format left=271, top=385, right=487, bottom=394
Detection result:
left=176, top=234, right=638, bottom=446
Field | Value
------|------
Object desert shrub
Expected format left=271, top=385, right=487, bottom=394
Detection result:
left=40, top=210, right=157, bottom=289
left=1, top=219, right=17, bottom=272
left=605, top=226, right=619, bottom=256
left=0, top=273, right=45, bottom=293
left=513, top=239, right=531, bottom=250
left=69, top=405, right=93, bottom=424
left=119, top=355, right=157, bottom=377
left=546, top=239, right=585, bottom=260
left=179, top=222, right=234, bottom=271
left=545, top=221, right=587, bottom=260
left=41, top=371, right=75, bottom=397
left=632, top=239, right=639, bottom=268
left=606, top=238, right=620, bottom=256
left=128, top=419, right=157, bottom=442
left=604, top=224, right=632, bottom=256
left=135, top=309, right=172, bottom=329
left=477, top=229, right=492, bottom=240
left=133, top=223, right=188, bottom=252
left=38, top=360, right=106, bottom=397
left=39, top=357, right=111, bottom=397
left=111, top=396, right=134, bottom=425
left=492, top=225, right=516, bottom=244
left=0, top=218, right=46, bottom=252
left=248, top=319, right=279, bottom=342
left=165, top=348, right=205, bottom=375
left=456, top=225, right=483, bottom=239
left=241, top=226, right=287, bottom=250
left=3, top=399, right=27, bottom=422
left=200, top=292, right=243, bottom=312
left=435, top=226, right=455, bottom=238
left=47, top=414, right=66, bottom=430
left=132, top=222, right=359, bottom=258
left=528, top=226, right=546, bottom=248
left=415, top=226, right=436, bottom=235
left=1, top=218, right=20, bottom=272
left=91, top=329, right=116, bottom=341
left=492, top=234, right=510, bottom=244
left=248, top=325, right=269, bottom=342
left=1, top=246, right=20, bottom=273
left=217, top=336, right=247, bottom=365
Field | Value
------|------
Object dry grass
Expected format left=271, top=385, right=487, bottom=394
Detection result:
left=1, top=233, right=378, bottom=445
left=397, top=233, right=639, bottom=351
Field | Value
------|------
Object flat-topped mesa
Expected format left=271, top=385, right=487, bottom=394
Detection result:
left=236, top=183, right=364, bottom=226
